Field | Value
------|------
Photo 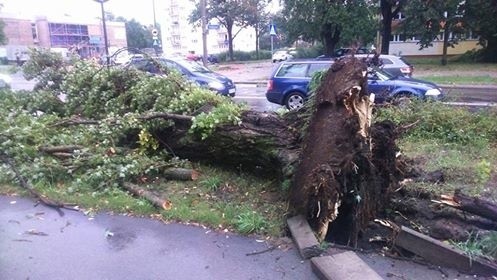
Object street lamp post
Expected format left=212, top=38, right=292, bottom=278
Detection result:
left=94, top=0, right=110, bottom=66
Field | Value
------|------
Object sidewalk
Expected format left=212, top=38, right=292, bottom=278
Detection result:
left=0, top=195, right=316, bottom=280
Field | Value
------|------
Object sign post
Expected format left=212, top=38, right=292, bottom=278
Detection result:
left=152, top=29, right=161, bottom=55
left=269, top=24, right=277, bottom=57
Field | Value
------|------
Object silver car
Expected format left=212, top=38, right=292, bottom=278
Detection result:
left=353, top=54, right=414, bottom=77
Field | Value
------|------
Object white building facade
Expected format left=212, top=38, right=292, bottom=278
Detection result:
left=157, top=0, right=256, bottom=56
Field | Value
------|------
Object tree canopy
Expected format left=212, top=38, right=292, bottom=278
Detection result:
left=190, top=0, right=270, bottom=61
left=282, top=0, right=376, bottom=56
left=463, top=0, right=497, bottom=62
left=125, top=19, right=154, bottom=50
left=0, top=4, right=6, bottom=45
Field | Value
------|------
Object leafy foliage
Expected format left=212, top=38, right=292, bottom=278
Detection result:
left=21, top=48, right=76, bottom=92
left=282, top=0, right=376, bottom=55
left=400, top=0, right=497, bottom=62
left=1, top=49, right=245, bottom=205
left=402, top=0, right=466, bottom=50
left=190, top=0, right=271, bottom=61
left=125, top=19, right=154, bottom=49
left=463, top=0, right=497, bottom=62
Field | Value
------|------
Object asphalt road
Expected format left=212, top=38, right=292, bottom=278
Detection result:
left=234, top=83, right=497, bottom=111
left=6, top=70, right=497, bottom=110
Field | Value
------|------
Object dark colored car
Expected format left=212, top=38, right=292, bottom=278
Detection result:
left=266, top=60, right=443, bottom=110
left=126, top=57, right=236, bottom=97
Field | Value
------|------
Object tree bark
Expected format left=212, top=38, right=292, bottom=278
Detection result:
left=122, top=182, right=171, bottom=210
left=438, top=190, right=497, bottom=223
left=156, top=110, right=302, bottom=178
left=163, top=168, right=199, bottom=181
left=289, top=57, right=396, bottom=245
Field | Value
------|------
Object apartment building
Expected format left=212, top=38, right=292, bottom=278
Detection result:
left=158, top=0, right=256, bottom=56
left=387, top=12, right=481, bottom=57
left=0, top=12, right=127, bottom=62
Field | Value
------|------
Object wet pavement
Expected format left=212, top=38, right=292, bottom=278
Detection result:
left=0, top=195, right=316, bottom=280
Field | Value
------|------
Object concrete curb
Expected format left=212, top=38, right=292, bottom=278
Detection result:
left=287, top=215, right=382, bottom=279
left=395, top=226, right=497, bottom=276
left=311, top=253, right=383, bottom=280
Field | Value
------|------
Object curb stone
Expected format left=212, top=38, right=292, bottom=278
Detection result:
left=287, top=215, right=382, bottom=279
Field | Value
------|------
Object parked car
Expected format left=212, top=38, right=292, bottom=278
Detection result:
left=352, top=54, right=414, bottom=77
left=0, top=73, right=11, bottom=88
left=186, top=51, right=202, bottom=62
left=126, top=57, right=236, bottom=97
left=272, top=50, right=294, bottom=63
left=316, top=47, right=371, bottom=60
left=265, top=59, right=443, bottom=110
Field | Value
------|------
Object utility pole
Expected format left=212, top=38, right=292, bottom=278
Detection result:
left=201, top=0, right=208, bottom=66
left=152, top=0, right=157, bottom=29
left=441, top=11, right=449, bottom=66
left=94, top=0, right=110, bottom=66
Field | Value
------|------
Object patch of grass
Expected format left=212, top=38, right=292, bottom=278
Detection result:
left=0, top=162, right=287, bottom=237
left=380, top=102, right=497, bottom=198
left=405, top=58, right=497, bottom=71
left=481, top=232, right=497, bottom=260
left=235, top=210, right=269, bottom=234
left=450, top=232, right=485, bottom=265
left=199, top=176, right=223, bottom=192
left=398, top=138, right=497, bottom=197
left=417, top=75, right=497, bottom=85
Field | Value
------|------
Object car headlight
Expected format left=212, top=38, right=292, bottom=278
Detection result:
left=425, top=88, right=441, bottom=96
left=208, top=81, right=225, bottom=90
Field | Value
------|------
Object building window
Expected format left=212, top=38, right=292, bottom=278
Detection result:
left=31, top=23, right=38, bottom=41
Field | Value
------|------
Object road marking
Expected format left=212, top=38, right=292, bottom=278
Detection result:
left=444, top=101, right=496, bottom=107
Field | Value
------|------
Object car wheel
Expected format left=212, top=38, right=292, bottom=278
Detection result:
left=285, top=92, right=305, bottom=110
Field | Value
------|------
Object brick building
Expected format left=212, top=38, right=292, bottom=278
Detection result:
left=0, top=13, right=127, bottom=62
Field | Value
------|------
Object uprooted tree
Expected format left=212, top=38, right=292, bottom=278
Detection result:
left=3, top=49, right=496, bottom=250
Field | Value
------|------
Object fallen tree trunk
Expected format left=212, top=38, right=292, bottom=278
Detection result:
left=163, top=168, right=199, bottom=181
left=122, top=182, right=171, bottom=210
left=154, top=110, right=303, bottom=179
left=437, top=189, right=497, bottom=223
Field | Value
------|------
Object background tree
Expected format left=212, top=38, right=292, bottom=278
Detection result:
left=282, top=0, right=376, bottom=56
left=0, top=3, right=6, bottom=45
left=379, top=0, right=407, bottom=54
left=125, top=19, right=153, bottom=50
left=190, top=0, right=256, bottom=61
left=402, top=0, right=466, bottom=65
left=463, top=0, right=497, bottom=62
left=241, top=0, right=272, bottom=59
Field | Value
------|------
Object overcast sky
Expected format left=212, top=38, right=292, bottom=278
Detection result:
left=1, top=0, right=158, bottom=24
left=2, top=0, right=281, bottom=25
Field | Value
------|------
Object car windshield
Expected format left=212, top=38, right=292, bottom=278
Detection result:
left=173, top=59, right=211, bottom=73
left=371, top=67, right=396, bottom=80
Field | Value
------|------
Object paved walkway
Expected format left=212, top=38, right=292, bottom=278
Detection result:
left=0, top=195, right=316, bottom=280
